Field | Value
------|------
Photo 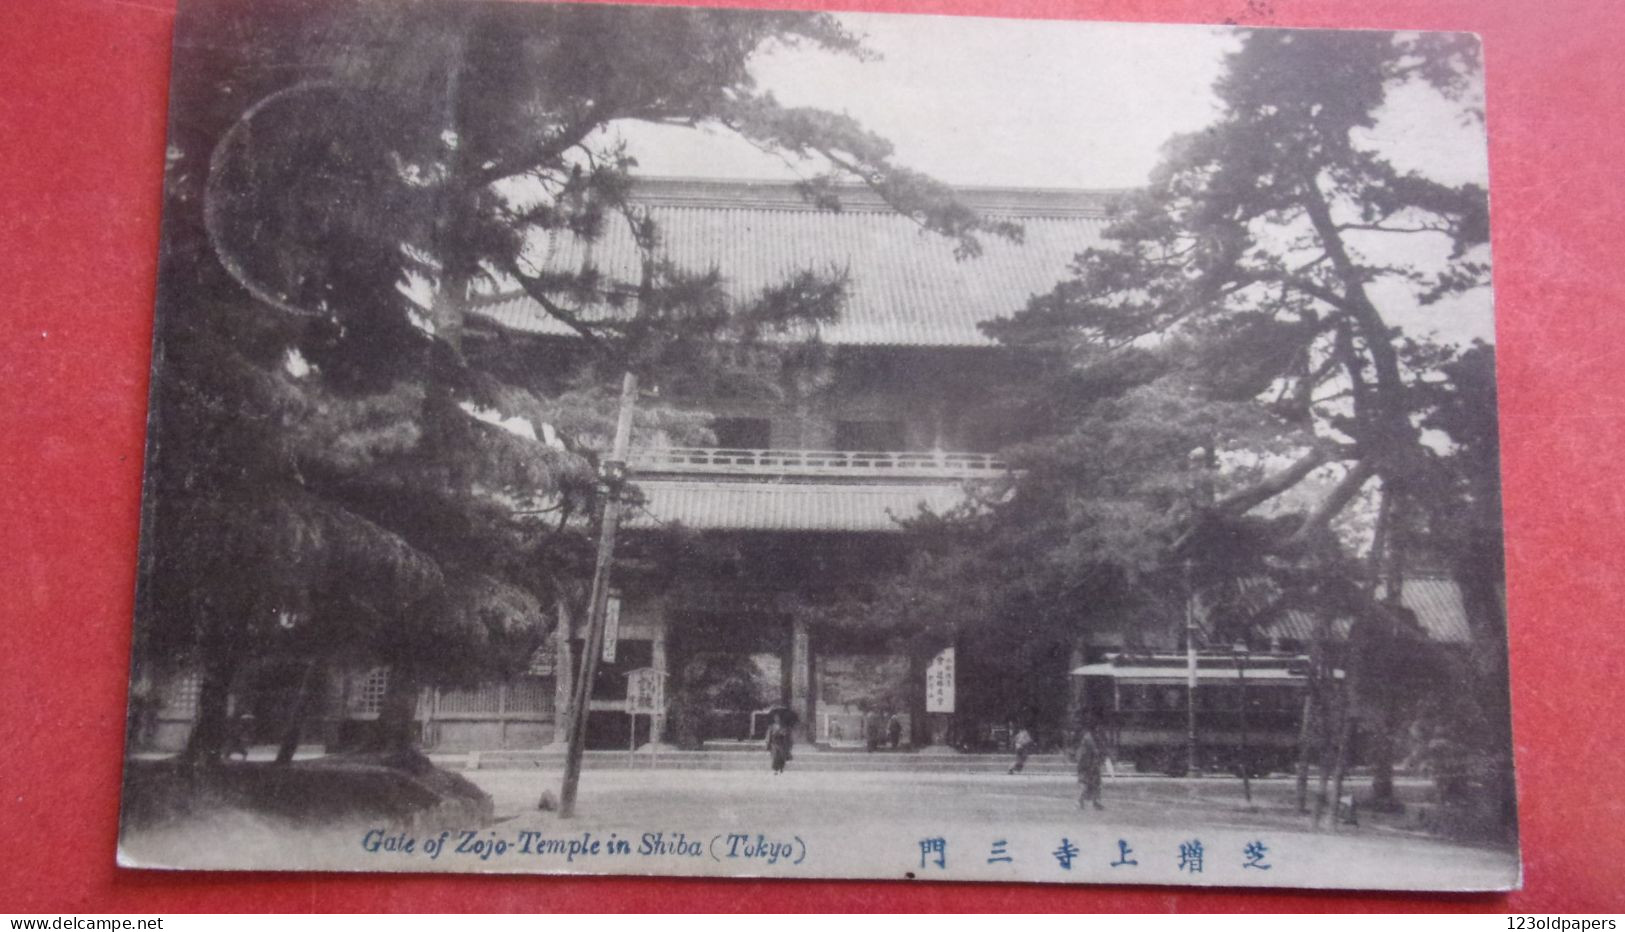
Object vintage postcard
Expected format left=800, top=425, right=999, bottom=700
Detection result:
left=120, top=0, right=1517, bottom=890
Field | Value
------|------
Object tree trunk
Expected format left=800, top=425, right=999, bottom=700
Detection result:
left=373, top=664, right=421, bottom=755
left=1367, top=487, right=1403, bottom=807
left=1329, top=705, right=1356, bottom=830
left=1297, top=629, right=1331, bottom=814
left=1328, top=657, right=1360, bottom=830
left=1312, top=677, right=1342, bottom=829
left=183, top=653, right=238, bottom=765
left=1457, top=552, right=1517, bottom=831
left=1369, top=696, right=1397, bottom=804
left=275, top=660, right=320, bottom=765
left=1294, top=686, right=1317, bottom=814
left=908, top=644, right=931, bottom=747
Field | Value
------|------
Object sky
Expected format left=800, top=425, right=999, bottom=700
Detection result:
left=621, top=13, right=1489, bottom=191
left=615, top=12, right=1494, bottom=345
left=622, top=14, right=1235, bottom=189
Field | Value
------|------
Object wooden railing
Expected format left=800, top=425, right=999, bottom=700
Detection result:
left=629, top=447, right=1007, bottom=478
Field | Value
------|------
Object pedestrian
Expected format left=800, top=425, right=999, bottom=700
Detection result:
left=766, top=716, right=793, bottom=775
left=886, top=712, right=902, bottom=749
left=864, top=708, right=882, bottom=753
left=1008, top=725, right=1035, bottom=774
left=1077, top=728, right=1106, bottom=810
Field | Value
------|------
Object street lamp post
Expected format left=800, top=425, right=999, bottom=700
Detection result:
left=1184, top=561, right=1199, bottom=778
left=558, top=371, right=638, bottom=819
left=1233, top=641, right=1252, bottom=804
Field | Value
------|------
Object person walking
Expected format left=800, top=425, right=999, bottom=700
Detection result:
left=886, top=712, right=903, bottom=750
left=1008, top=725, right=1035, bottom=774
left=766, top=717, right=793, bottom=775
left=1077, top=728, right=1106, bottom=810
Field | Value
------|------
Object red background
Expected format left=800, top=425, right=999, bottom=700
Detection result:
left=2, top=0, right=1620, bottom=913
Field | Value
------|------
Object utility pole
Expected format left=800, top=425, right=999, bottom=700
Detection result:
left=1234, top=642, right=1252, bottom=804
left=559, top=371, right=638, bottom=818
left=1185, top=559, right=1200, bottom=778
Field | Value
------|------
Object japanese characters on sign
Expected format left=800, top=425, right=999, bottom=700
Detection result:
left=925, top=647, right=955, bottom=714
left=602, top=593, right=622, bottom=663
left=626, top=667, right=665, bottom=715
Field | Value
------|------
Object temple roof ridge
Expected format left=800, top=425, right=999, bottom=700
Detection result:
left=625, top=175, right=1128, bottom=219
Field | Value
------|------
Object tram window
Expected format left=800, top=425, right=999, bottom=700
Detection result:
left=1197, top=685, right=1240, bottom=710
left=1157, top=686, right=1185, bottom=711
left=1118, top=685, right=1151, bottom=711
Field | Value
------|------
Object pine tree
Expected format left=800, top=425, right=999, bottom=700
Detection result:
left=138, top=0, right=1012, bottom=762
left=817, top=29, right=1506, bottom=817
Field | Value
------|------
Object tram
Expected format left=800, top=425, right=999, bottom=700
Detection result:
left=1071, top=651, right=1313, bottom=777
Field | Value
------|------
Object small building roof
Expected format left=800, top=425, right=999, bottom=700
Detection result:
left=467, top=177, right=1117, bottom=348
left=1259, top=576, right=1473, bottom=646
left=1391, top=575, right=1475, bottom=644
left=624, top=478, right=971, bottom=532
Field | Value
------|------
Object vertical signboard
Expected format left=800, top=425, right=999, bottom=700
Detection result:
left=601, top=593, right=621, bottom=663
left=626, top=667, right=665, bottom=715
left=925, top=646, right=955, bottom=713
left=527, top=639, right=557, bottom=676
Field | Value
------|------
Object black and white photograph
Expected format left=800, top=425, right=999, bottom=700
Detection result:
left=119, top=0, right=1517, bottom=891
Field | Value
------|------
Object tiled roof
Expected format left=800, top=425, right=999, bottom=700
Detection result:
left=467, top=177, right=1115, bottom=348
left=1261, top=577, right=1472, bottom=645
left=1393, top=576, right=1474, bottom=644
left=1262, top=611, right=1354, bottom=645
left=624, top=478, right=971, bottom=532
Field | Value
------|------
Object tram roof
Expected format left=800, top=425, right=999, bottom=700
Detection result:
left=1072, top=653, right=1312, bottom=683
left=1071, top=664, right=1308, bottom=684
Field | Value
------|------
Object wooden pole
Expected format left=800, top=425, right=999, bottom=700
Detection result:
left=1294, top=686, right=1316, bottom=813
left=1185, top=561, right=1199, bottom=777
left=559, top=372, right=638, bottom=818
left=1236, top=651, right=1252, bottom=804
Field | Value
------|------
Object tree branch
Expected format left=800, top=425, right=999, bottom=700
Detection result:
left=1288, top=459, right=1375, bottom=546
left=1279, top=274, right=1354, bottom=313
left=471, top=100, right=618, bottom=188
left=506, top=264, right=621, bottom=360
left=1213, top=447, right=1333, bottom=516
left=1336, top=222, right=1450, bottom=235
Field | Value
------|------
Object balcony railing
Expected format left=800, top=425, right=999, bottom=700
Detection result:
left=630, top=446, right=1007, bottom=479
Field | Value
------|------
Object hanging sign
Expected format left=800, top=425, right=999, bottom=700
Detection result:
left=627, top=667, right=666, bottom=714
left=527, top=639, right=557, bottom=676
left=602, top=594, right=622, bottom=663
left=925, top=646, right=955, bottom=713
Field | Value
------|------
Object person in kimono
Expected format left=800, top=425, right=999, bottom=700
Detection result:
left=766, top=716, right=793, bottom=774
left=1077, top=728, right=1106, bottom=810
left=1008, top=725, right=1035, bottom=774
